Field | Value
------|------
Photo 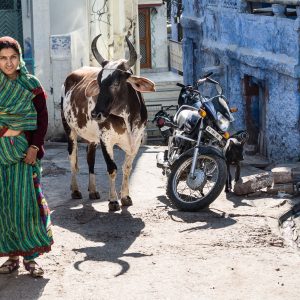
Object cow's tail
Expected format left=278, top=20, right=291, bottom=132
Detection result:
left=60, top=84, right=71, bottom=137
left=60, top=84, right=66, bottom=112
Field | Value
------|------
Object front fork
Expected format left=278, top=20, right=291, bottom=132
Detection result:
left=189, top=119, right=204, bottom=178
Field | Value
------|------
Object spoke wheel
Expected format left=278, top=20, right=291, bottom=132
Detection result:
left=167, top=153, right=227, bottom=211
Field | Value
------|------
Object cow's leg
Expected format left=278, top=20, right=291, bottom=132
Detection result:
left=87, top=143, right=100, bottom=200
left=68, top=130, right=82, bottom=199
left=100, top=141, right=120, bottom=211
left=120, top=154, right=135, bottom=207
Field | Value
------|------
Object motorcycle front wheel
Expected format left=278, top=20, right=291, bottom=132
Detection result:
left=166, top=153, right=227, bottom=211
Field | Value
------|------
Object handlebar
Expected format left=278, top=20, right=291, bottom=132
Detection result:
left=176, top=71, right=220, bottom=96
left=176, top=83, right=185, bottom=88
left=164, top=104, right=177, bottom=111
left=200, top=72, right=213, bottom=79
left=197, top=76, right=219, bottom=86
left=176, top=83, right=200, bottom=95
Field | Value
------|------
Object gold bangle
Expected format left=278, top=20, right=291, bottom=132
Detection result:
left=30, top=145, right=39, bottom=151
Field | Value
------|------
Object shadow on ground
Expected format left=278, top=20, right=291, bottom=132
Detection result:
left=51, top=200, right=147, bottom=277
left=156, top=195, right=237, bottom=231
left=225, top=192, right=253, bottom=208
left=0, top=275, right=49, bottom=300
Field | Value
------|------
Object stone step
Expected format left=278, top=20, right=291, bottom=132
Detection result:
left=148, top=90, right=180, bottom=99
left=140, top=71, right=183, bottom=143
left=153, top=82, right=182, bottom=90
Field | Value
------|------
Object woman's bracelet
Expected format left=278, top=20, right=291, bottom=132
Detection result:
left=30, top=145, right=39, bottom=151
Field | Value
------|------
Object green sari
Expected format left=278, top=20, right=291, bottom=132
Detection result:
left=0, top=42, right=53, bottom=257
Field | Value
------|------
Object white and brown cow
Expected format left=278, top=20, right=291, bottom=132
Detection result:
left=61, top=35, right=155, bottom=211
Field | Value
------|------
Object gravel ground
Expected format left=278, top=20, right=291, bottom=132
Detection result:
left=0, top=143, right=300, bottom=300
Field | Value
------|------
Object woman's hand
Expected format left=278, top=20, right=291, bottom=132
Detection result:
left=24, top=146, right=38, bottom=165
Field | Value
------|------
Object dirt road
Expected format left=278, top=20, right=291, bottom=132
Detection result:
left=0, top=143, right=299, bottom=300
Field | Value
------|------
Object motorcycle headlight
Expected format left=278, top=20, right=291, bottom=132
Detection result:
left=217, top=112, right=230, bottom=132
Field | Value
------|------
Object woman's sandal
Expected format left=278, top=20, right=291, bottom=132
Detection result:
left=23, top=260, right=44, bottom=278
left=0, top=258, right=20, bottom=274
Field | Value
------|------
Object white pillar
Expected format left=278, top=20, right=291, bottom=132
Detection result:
left=31, top=0, right=51, bottom=94
left=111, top=0, right=126, bottom=59
left=31, top=0, right=53, bottom=137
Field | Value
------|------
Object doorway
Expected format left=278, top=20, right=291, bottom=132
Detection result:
left=243, top=75, right=268, bottom=156
left=138, top=7, right=151, bottom=69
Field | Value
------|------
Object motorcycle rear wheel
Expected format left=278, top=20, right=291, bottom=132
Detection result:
left=166, top=153, right=227, bottom=211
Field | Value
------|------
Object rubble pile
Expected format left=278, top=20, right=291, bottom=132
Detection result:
left=233, top=163, right=300, bottom=197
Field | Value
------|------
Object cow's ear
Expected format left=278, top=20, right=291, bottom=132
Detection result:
left=127, top=76, right=156, bottom=93
left=85, top=79, right=100, bottom=97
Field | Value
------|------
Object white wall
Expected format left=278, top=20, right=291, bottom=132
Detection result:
left=48, top=0, right=90, bottom=138
left=31, top=0, right=55, bottom=137
left=50, top=0, right=88, bottom=36
left=31, top=0, right=51, bottom=92
left=89, top=0, right=111, bottom=65
left=150, top=4, right=168, bottom=71
left=49, top=0, right=89, bottom=68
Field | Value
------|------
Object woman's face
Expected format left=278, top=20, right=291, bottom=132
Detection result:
left=0, top=47, right=20, bottom=80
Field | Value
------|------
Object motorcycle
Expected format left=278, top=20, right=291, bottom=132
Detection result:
left=153, top=73, right=237, bottom=211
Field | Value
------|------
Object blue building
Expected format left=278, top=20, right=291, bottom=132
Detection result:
left=180, top=0, right=300, bottom=161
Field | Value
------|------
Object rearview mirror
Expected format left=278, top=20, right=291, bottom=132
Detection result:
left=216, top=84, right=222, bottom=94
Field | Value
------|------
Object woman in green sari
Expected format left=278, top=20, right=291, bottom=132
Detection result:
left=0, top=36, right=53, bottom=277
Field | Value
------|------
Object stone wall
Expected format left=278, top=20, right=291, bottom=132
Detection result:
left=181, top=0, right=300, bottom=161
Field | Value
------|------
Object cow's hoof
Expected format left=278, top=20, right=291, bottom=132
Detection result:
left=109, top=201, right=120, bottom=212
left=121, top=196, right=133, bottom=207
left=71, top=191, right=82, bottom=199
left=89, top=191, right=100, bottom=200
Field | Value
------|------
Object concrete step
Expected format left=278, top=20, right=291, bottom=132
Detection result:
left=144, top=93, right=179, bottom=105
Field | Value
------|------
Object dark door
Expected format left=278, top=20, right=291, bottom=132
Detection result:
left=243, top=75, right=267, bottom=156
left=138, top=8, right=151, bottom=69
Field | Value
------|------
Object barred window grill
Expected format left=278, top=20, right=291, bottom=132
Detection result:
left=0, top=0, right=14, bottom=10
left=139, top=14, right=146, bottom=39
left=0, top=0, right=23, bottom=45
left=140, top=44, right=147, bottom=65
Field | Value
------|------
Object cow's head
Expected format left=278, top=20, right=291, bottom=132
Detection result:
left=86, top=35, right=155, bottom=123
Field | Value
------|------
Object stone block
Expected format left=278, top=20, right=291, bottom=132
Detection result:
left=234, top=172, right=273, bottom=196
left=271, top=166, right=292, bottom=184
left=267, top=183, right=294, bottom=195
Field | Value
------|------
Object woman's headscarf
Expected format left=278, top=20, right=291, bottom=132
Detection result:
left=0, top=36, right=44, bottom=95
left=0, top=36, right=43, bottom=131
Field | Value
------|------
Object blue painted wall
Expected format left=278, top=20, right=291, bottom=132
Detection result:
left=180, top=0, right=300, bottom=161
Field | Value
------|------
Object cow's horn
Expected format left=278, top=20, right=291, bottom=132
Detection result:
left=125, top=36, right=137, bottom=69
left=91, top=34, right=106, bottom=66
